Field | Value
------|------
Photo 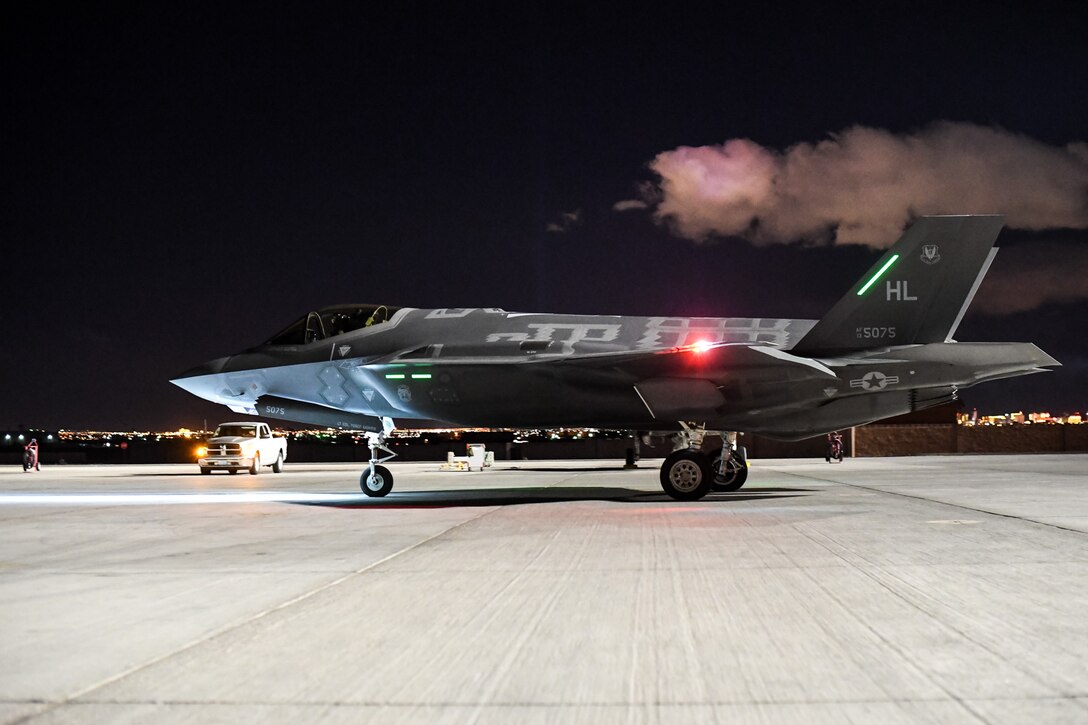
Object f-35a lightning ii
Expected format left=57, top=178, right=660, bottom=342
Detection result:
left=172, top=215, right=1058, bottom=500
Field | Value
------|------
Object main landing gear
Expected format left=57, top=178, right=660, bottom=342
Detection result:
left=659, top=426, right=748, bottom=501
left=360, top=417, right=397, bottom=497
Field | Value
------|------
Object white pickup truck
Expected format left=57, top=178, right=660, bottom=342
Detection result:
left=198, top=422, right=287, bottom=475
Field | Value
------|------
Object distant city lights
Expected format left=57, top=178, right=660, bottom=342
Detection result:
left=0, top=412, right=1083, bottom=454
left=958, top=410, right=1083, bottom=426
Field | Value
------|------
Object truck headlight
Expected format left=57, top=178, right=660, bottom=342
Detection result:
left=196, top=446, right=207, bottom=458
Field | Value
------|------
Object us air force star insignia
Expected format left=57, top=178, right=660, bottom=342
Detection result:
left=362, top=388, right=375, bottom=402
left=823, top=387, right=837, bottom=398
left=920, top=244, right=941, bottom=265
left=849, top=371, right=900, bottom=390
left=338, top=344, right=352, bottom=357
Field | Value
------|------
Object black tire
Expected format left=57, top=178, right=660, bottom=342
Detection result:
left=200, top=467, right=211, bottom=475
left=660, top=449, right=712, bottom=500
left=229, top=469, right=238, bottom=475
left=272, top=452, right=284, bottom=473
left=709, top=446, right=749, bottom=492
left=361, top=464, right=394, bottom=497
left=249, top=453, right=260, bottom=475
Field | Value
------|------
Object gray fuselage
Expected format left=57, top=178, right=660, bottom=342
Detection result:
left=172, top=306, right=1054, bottom=439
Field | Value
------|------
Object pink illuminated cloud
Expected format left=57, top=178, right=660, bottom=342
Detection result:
left=635, top=122, right=1088, bottom=248
left=973, top=243, right=1088, bottom=315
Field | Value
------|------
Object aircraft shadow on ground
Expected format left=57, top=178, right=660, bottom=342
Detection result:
left=125, top=466, right=650, bottom=477
left=295, top=486, right=812, bottom=509
left=503, top=466, right=651, bottom=473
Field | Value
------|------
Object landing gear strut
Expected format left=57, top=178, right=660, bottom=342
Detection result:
left=709, top=432, right=748, bottom=492
left=659, top=426, right=748, bottom=500
left=705, top=439, right=748, bottom=492
left=360, top=417, right=396, bottom=497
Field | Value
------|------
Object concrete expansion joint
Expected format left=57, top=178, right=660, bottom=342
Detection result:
left=10, top=505, right=502, bottom=725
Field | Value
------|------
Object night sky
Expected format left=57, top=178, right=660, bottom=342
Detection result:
left=3, top=3, right=1086, bottom=431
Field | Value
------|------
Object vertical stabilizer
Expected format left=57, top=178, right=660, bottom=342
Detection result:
left=791, top=215, right=1004, bottom=354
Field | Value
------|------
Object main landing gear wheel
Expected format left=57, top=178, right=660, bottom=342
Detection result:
left=710, top=446, right=749, bottom=492
left=660, top=449, right=712, bottom=501
left=361, top=464, right=393, bottom=497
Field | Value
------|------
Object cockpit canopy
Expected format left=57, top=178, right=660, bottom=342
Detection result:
left=265, top=304, right=401, bottom=346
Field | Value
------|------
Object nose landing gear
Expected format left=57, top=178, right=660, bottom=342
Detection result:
left=360, top=417, right=397, bottom=497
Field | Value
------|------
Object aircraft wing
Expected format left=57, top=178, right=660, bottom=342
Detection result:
left=550, top=341, right=835, bottom=379
left=545, top=342, right=837, bottom=421
left=370, top=341, right=837, bottom=423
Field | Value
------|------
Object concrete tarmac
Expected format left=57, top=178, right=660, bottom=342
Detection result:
left=1, top=455, right=1086, bottom=724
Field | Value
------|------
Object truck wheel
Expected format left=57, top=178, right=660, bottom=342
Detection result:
left=249, top=453, right=260, bottom=475
left=200, top=467, right=211, bottom=475
left=272, top=452, right=284, bottom=473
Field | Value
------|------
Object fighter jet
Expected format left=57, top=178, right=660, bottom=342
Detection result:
left=172, top=215, right=1058, bottom=500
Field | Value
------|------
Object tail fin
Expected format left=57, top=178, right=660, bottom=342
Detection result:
left=791, top=215, right=1003, bottom=354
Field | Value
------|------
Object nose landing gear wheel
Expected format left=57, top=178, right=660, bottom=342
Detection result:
left=361, top=464, right=394, bottom=497
left=660, top=450, right=712, bottom=501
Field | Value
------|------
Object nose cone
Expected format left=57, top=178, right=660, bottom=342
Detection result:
left=170, top=356, right=232, bottom=402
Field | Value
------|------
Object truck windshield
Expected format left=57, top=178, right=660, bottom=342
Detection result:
left=214, top=425, right=257, bottom=438
left=264, top=304, right=402, bottom=345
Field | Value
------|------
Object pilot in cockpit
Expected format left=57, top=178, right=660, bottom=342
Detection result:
left=329, top=313, right=352, bottom=336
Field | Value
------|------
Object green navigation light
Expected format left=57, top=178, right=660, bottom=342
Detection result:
left=385, top=373, right=405, bottom=380
left=411, top=373, right=432, bottom=380
left=857, top=254, right=900, bottom=296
